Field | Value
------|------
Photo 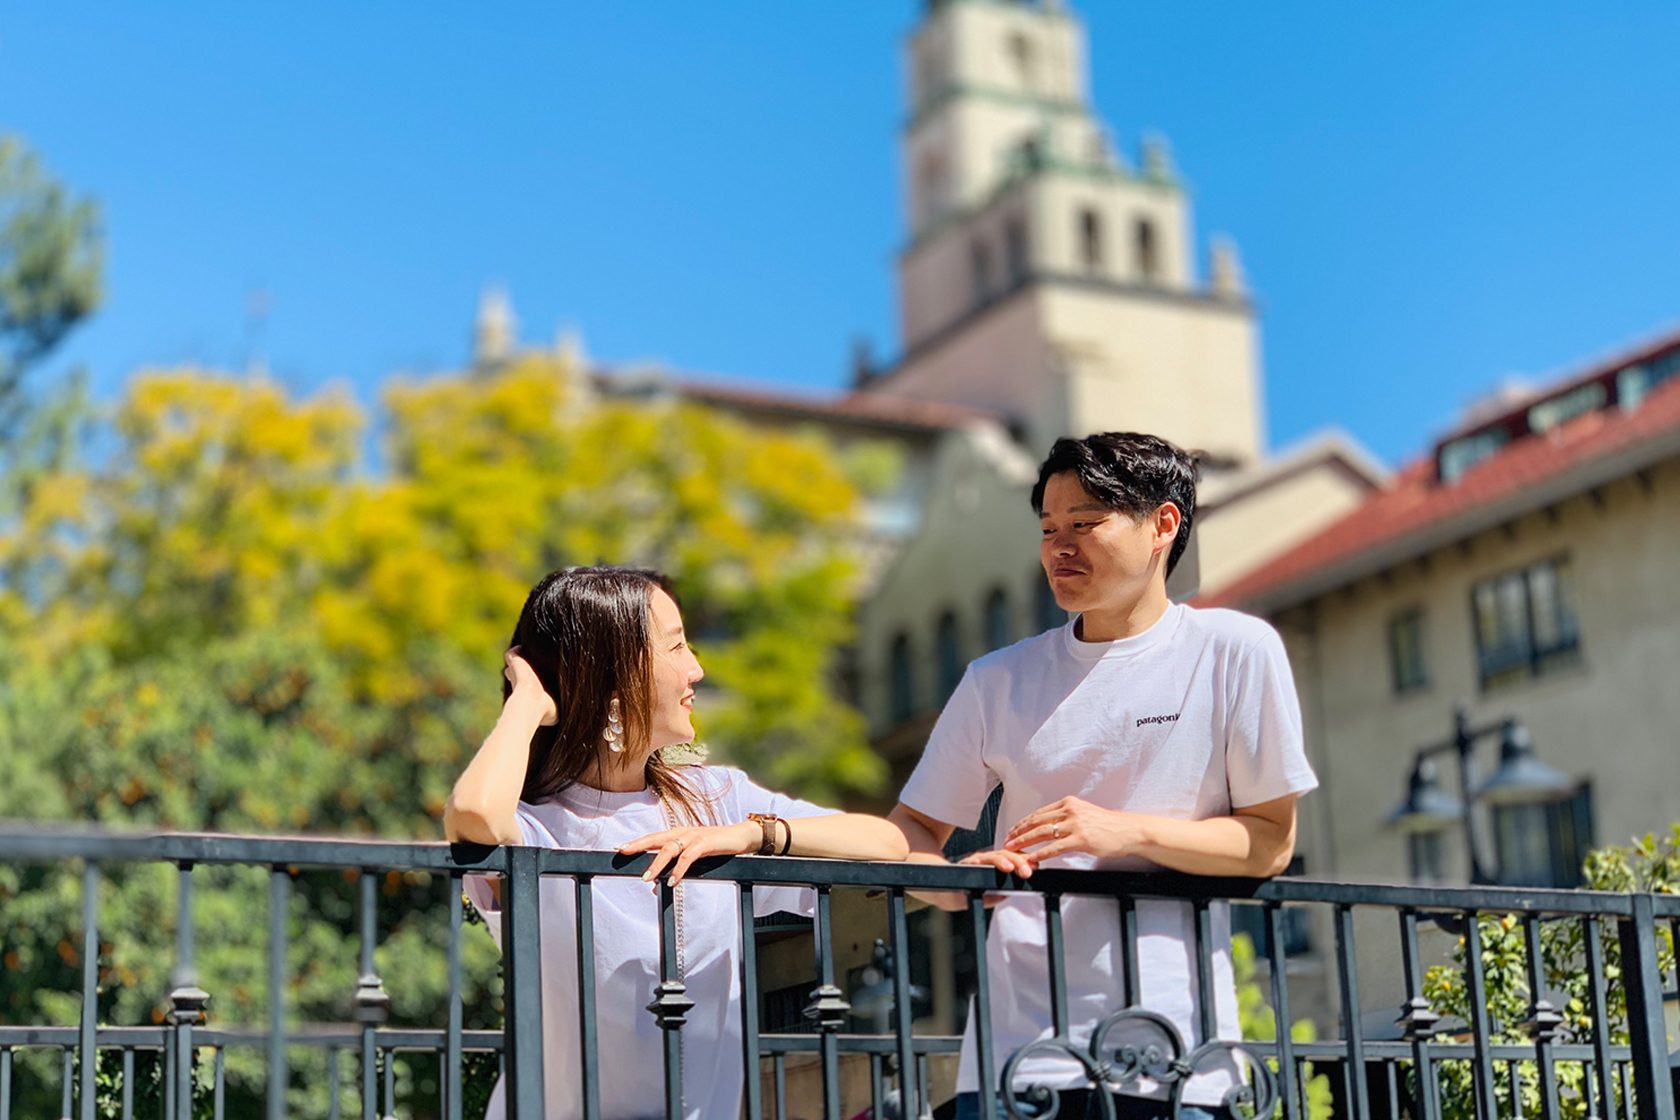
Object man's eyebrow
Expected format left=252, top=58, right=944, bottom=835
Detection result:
left=1040, top=504, right=1113, bottom=516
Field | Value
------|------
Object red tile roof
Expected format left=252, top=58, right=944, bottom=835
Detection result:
left=1202, top=358, right=1680, bottom=613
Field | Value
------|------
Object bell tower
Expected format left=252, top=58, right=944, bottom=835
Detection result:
left=865, top=0, right=1264, bottom=467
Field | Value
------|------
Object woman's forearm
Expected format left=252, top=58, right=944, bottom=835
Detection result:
left=784, top=813, right=910, bottom=862
left=443, top=691, right=547, bottom=845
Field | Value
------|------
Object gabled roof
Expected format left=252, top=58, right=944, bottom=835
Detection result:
left=594, top=366, right=1003, bottom=434
left=1202, top=331, right=1680, bottom=614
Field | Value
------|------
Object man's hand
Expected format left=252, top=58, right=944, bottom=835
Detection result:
left=1002, top=796, right=1146, bottom=864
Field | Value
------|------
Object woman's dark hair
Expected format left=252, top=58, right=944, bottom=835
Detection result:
left=1029, top=431, right=1201, bottom=576
left=507, top=565, right=711, bottom=824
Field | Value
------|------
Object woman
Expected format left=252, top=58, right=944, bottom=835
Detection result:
left=445, top=565, right=908, bottom=1120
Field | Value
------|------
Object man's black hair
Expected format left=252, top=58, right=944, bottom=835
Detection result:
left=1030, top=432, right=1201, bottom=576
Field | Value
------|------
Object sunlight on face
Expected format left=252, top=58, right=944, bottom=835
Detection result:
left=1037, top=472, right=1162, bottom=617
left=646, top=587, right=704, bottom=751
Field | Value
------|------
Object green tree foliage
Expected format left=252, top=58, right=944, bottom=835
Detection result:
left=0, top=355, right=882, bottom=1115
left=0, top=134, right=101, bottom=431
left=1421, top=826, right=1680, bottom=1120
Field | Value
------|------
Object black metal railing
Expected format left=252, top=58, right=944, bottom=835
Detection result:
left=1, top=825, right=1675, bottom=1120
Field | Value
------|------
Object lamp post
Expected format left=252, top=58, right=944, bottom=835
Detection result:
left=1387, top=704, right=1573, bottom=884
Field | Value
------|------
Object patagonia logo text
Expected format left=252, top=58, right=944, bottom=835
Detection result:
left=1136, top=713, right=1180, bottom=728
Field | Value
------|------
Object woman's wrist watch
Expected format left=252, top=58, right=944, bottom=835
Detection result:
left=746, top=813, right=782, bottom=856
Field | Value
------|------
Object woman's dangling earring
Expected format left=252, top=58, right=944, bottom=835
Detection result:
left=604, top=697, right=624, bottom=753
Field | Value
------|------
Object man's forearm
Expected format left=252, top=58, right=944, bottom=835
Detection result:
left=1131, top=812, right=1294, bottom=878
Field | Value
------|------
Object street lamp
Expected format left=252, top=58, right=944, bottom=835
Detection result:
left=1387, top=705, right=1573, bottom=884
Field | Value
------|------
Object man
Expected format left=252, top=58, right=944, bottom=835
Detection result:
left=889, top=432, right=1317, bottom=1120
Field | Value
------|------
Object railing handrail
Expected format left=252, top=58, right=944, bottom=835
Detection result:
left=0, top=823, right=1663, bottom=917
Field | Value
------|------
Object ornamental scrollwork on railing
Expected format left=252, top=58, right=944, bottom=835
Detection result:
left=998, top=1006, right=1278, bottom=1120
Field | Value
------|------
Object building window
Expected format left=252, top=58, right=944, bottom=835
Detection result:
left=1004, top=217, right=1029, bottom=286
left=1134, top=217, right=1158, bottom=282
left=1493, top=782, right=1594, bottom=888
left=1408, top=832, right=1444, bottom=884
left=983, top=588, right=1012, bottom=652
left=935, top=612, right=964, bottom=704
left=1078, top=208, right=1103, bottom=273
left=1471, top=555, right=1581, bottom=689
left=970, top=240, right=992, bottom=306
left=1007, top=32, right=1036, bottom=91
left=1035, top=577, right=1065, bottom=633
left=1388, top=607, right=1429, bottom=694
left=889, top=633, right=916, bottom=722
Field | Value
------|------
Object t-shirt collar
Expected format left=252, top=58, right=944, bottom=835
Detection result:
left=1062, top=601, right=1184, bottom=662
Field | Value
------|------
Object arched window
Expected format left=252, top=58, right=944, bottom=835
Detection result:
left=1007, top=32, right=1036, bottom=91
left=935, top=612, right=964, bottom=704
left=1134, top=217, right=1158, bottom=282
left=984, top=588, right=1012, bottom=652
left=970, top=240, right=993, bottom=306
left=889, top=633, right=916, bottom=722
left=1078, top=208, right=1103, bottom=272
left=1036, top=577, right=1066, bottom=633
left=1004, top=217, right=1029, bottom=286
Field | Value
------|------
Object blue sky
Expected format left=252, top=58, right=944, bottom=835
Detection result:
left=3, top=2, right=1675, bottom=464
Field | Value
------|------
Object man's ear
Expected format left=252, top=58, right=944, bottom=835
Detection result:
left=1152, top=502, right=1183, bottom=554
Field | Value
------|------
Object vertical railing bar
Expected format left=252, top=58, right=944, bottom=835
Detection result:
left=736, top=883, right=763, bottom=1120
left=813, top=885, right=843, bottom=1120
left=168, top=861, right=205, bottom=1120
left=163, top=1030, right=174, bottom=1120
left=968, top=891, right=998, bottom=1120
left=447, top=872, right=464, bottom=1120
left=1509, top=1059, right=1523, bottom=1120
left=0, top=1046, right=10, bottom=1120
left=62, top=1047, right=74, bottom=1120
left=78, top=862, right=100, bottom=1120
left=1118, top=896, right=1140, bottom=1008
left=383, top=1048, right=395, bottom=1120
left=888, top=888, right=919, bottom=1119
left=1044, top=893, right=1069, bottom=1039
left=575, top=875, right=600, bottom=1120
left=121, top=1047, right=133, bottom=1120
left=871, top=1054, right=884, bottom=1120
left=1266, top=903, right=1302, bottom=1120
left=773, top=1052, right=786, bottom=1120
left=917, top=1054, right=931, bottom=1120
left=1383, top=1060, right=1399, bottom=1120
left=1460, top=909, right=1500, bottom=1120
left=437, top=1053, right=446, bottom=1120
left=1332, top=904, right=1370, bottom=1120
left=1521, top=913, right=1560, bottom=1120
left=655, top=877, right=684, bottom=1120
left=500, top=847, right=546, bottom=1119
left=213, top=1046, right=225, bottom=1120
left=268, top=865, right=290, bottom=1120
left=359, top=870, right=378, bottom=1120
left=1191, top=898, right=1216, bottom=1046
left=1397, top=908, right=1441, bottom=1120
left=1620, top=895, right=1677, bottom=1120
left=328, top=1048, right=341, bottom=1120
left=1584, top=916, right=1619, bottom=1120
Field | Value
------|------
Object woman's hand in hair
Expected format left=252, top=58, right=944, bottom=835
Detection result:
left=619, top=823, right=761, bottom=886
left=503, top=648, right=557, bottom=726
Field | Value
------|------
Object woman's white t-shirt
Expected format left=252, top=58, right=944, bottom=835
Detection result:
left=464, top=765, right=834, bottom=1120
left=899, top=604, right=1318, bottom=1106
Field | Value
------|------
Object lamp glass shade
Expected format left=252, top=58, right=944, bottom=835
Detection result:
left=1476, top=723, right=1573, bottom=806
left=1388, top=759, right=1464, bottom=833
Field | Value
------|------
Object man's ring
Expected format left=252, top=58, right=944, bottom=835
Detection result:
left=1052, top=823, right=1060, bottom=840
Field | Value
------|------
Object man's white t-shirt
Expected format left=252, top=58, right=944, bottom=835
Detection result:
left=899, top=603, right=1317, bottom=1106
left=464, top=766, right=834, bottom=1120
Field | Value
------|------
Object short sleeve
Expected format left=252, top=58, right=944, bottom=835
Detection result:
left=461, top=807, right=546, bottom=927
left=1224, top=625, right=1318, bottom=808
left=897, top=666, right=994, bottom=830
